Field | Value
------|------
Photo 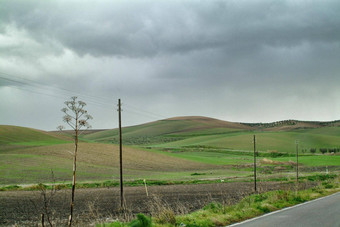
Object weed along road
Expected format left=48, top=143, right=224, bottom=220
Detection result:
left=230, top=192, right=340, bottom=227
left=0, top=181, right=316, bottom=225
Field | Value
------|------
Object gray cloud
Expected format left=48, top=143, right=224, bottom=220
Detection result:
left=2, top=0, right=340, bottom=57
left=0, top=0, right=340, bottom=130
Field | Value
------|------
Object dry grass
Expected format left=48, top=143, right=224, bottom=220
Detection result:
left=260, top=158, right=295, bottom=165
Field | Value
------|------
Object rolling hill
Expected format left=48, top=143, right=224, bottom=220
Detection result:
left=1, top=117, right=339, bottom=185
left=82, top=116, right=252, bottom=143
left=0, top=125, right=71, bottom=147
left=82, top=116, right=340, bottom=153
left=0, top=142, right=217, bottom=185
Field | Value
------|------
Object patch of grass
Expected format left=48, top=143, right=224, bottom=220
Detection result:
left=0, top=178, right=242, bottom=191
left=97, top=222, right=126, bottom=227
left=0, top=185, right=21, bottom=191
left=191, top=172, right=207, bottom=176
left=304, top=174, right=337, bottom=181
left=154, top=150, right=253, bottom=165
left=274, top=155, right=340, bottom=166
left=0, top=125, right=69, bottom=145
left=129, top=214, right=152, bottom=227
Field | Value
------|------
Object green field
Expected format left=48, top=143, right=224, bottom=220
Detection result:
left=1, top=117, right=339, bottom=186
left=274, top=155, right=340, bottom=166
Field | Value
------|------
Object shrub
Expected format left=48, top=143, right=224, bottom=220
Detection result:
left=256, top=204, right=271, bottom=213
left=322, top=182, right=334, bottom=189
left=203, top=202, right=223, bottom=213
left=310, top=148, right=316, bottom=154
left=155, top=208, right=176, bottom=225
left=320, top=148, right=328, bottom=154
left=328, top=148, right=336, bottom=153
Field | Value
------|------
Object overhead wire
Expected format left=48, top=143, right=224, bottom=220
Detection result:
left=0, top=71, right=168, bottom=121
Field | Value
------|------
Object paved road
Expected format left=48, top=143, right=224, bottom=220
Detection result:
left=230, top=192, right=340, bottom=227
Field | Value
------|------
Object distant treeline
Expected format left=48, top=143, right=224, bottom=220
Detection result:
left=308, top=148, right=340, bottom=154
left=243, top=119, right=340, bottom=128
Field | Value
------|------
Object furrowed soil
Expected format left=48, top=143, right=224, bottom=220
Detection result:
left=0, top=181, right=316, bottom=226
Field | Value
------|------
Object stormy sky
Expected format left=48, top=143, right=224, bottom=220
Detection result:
left=1, top=0, right=340, bottom=130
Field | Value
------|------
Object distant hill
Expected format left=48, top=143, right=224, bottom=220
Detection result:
left=243, top=119, right=340, bottom=131
left=2, top=116, right=339, bottom=151
left=82, top=116, right=252, bottom=144
left=0, top=125, right=71, bottom=146
left=81, top=116, right=340, bottom=152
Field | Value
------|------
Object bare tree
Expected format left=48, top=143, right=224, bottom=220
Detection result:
left=39, top=170, right=59, bottom=227
left=58, top=96, right=92, bottom=227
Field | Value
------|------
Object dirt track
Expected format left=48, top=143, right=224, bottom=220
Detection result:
left=0, top=181, right=316, bottom=226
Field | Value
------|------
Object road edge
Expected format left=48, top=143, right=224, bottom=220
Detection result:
left=227, top=191, right=340, bottom=226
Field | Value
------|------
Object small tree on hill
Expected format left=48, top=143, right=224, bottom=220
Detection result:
left=58, top=96, right=92, bottom=227
left=320, top=148, right=328, bottom=154
left=310, top=148, right=316, bottom=154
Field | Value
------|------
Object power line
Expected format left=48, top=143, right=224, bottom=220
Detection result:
left=0, top=71, right=168, bottom=121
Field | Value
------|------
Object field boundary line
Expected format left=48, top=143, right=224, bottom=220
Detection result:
left=227, top=191, right=340, bottom=226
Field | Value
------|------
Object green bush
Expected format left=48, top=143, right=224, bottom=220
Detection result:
left=256, top=204, right=270, bottom=213
left=0, top=185, right=21, bottom=191
left=203, top=202, right=223, bottom=213
left=253, top=193, right=268, bottom=203
left=322, top=182, right=334, bottom=189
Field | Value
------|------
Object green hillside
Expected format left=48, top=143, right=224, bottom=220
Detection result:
left=83, top=116, right=340, bottom=154
left=83, top=116, right=250, bottom=144
left=152, top=129, right=340, bottom=153
left=0, top=143, right=218, bottom=185
left=1, top=117, right=339, bottom=185
left=0, top=125, right=70, bottom=147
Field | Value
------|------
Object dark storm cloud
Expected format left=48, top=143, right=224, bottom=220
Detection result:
left=2, top=0, right=340, bottom=58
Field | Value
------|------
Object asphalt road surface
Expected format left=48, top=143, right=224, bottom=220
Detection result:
left=230, top=191, right=340, bottom=227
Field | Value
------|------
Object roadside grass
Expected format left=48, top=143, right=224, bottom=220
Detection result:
left=0, top=178, right=237, bottom=191
left=3, top=172, right=336, bottom=194
left=98, top=174, right=340, bottom=227
left=174, top=178, right=340, bottom=227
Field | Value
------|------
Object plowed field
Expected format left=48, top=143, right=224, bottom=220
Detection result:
left=0, top=181, right=316, bottom=226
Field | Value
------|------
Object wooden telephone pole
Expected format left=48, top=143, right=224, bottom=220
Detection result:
left=118, top=99, right=124, bottom=208
left=296, top=140, right=299, bottom=183
left=254, top=135, right=257, bottom=192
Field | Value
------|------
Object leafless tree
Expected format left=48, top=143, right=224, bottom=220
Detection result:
left=40, top=171, right=59, bottom=227
left=58, top=96, right=92, bottom=227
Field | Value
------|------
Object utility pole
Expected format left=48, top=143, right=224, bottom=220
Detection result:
left=118, top=99, right=124, bottom=208
left=254, top=135, right=257, bottom=192
left=296, top=140, right=299, bottom=183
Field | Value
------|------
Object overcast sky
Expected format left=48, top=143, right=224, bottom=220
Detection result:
left=1, top=0, right=340, bottom=131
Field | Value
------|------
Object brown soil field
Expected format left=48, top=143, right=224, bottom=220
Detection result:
left=0, top=181, right=316, bottom=226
